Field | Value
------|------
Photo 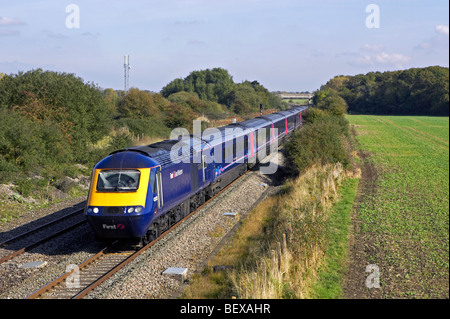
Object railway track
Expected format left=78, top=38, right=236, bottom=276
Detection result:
left=26, top=167, right=255, bottom=299
left=0, top=209, right=87, bottom=264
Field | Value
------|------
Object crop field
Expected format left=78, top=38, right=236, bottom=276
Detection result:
left=348, top=115, right=449, bottom=298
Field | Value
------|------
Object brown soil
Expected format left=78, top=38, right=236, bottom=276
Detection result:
left=343, top=125, right=449, bottom=299
left=342, top=128, right=382, bottom=299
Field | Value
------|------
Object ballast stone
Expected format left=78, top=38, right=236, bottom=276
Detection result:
left=19, top=261, right=47, bottom=269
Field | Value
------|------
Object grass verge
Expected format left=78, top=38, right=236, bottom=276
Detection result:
left=182, top=163, right=360, bottom=299
left=310, top=177, right=359, bottom=298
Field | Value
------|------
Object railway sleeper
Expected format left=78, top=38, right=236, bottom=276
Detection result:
left=140, top=163, right=250, bottom=247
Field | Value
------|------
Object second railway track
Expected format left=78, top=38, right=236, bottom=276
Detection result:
left=26, top=161, right=261, bottom=299
left=0, top=209, right=87, bottom=264
left=28, top=150, right=284, bottom=299
left=0, top=149, right=284, bottom=299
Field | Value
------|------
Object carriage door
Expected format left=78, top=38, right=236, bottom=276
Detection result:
left=191, top=162, right=199, bottom=192
left=155, top=167, right=163, bottom=208
left=202, top=155, right=207, bottom=182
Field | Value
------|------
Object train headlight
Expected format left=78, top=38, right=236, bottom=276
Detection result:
left=135, top=206, right=143, bottom=213
left=127, top=207, right=135, bottom=214
left=93, top=207, right=99, bottom=214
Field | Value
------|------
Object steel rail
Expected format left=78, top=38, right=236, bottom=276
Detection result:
left=26, top=167, right=253, bottom=299
left=0, top=213, right=87, bottom=264
left=0, top=208, right=84, bottom=248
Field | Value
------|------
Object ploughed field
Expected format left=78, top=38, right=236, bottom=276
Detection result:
left=347, top=115, right=449, bottom=298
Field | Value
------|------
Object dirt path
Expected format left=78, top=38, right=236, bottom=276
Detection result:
left=342, top=131, right=382, bottom=299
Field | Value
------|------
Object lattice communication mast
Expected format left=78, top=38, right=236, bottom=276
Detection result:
left=124, top=55, right=131, bottom=93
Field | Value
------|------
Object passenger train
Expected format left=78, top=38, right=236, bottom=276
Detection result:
left=85, top=106, right=307, bottom=244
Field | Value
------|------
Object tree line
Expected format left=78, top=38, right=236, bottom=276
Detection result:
left=0, top=68, right=285, bottom=201
left=161, top=67, right=287, bottom=114
left=315, top=66, right=449, bottom=116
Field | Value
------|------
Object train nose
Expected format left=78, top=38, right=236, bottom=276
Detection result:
left=86, top=214, right=152, bottom=239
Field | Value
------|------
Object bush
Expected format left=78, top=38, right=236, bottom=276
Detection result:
left=15, top=178, right=35, bottom=198
left=106, top=129, right=134, bottom=152
left=0, top=159, right=18, bottom=183
left=167, top=91, right=225, bottom=117
left=285, top=117, right=350, bottom=174
left=115, top=117, right=171, bottom=138
left=0, top=107, right=76, bottom=187
left=302, top=107, right=328, bottom=125
left=0, top=69, right=112, bottom=163
left=313, top=89, right=348, bottom=116
left=117, top=88, right=159, bottom=119
left=163, top=103, right=198, bottom=129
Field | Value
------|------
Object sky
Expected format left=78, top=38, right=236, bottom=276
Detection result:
left=0, top=0, right=448, bottom=92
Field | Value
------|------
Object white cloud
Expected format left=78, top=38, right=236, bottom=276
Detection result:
left=355, top=55, right=374, bottom=65
left=435, top=24, right=449, bottom=36
left=0, top=16, right=24, bottom=26
left=361, top=44, right=384, bottom=52
left=417, top=41, right=432, bottom=49
left=353, top=51, right=410, bottom=68
left=174, top=20, right=205, bottom=25
left=355, top=45, right=410, bottom=67
left=415, top=25, right=449, bottom=52
left=374, top=52, right=410, bottom=65
left=0, top=29, right=20, bottom=36
left=187, top=38, right=205, bottom=45
left=41, top=30, right=69, bottom=39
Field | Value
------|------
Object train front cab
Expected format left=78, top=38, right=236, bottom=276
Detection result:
left=85, top=153, right=163, bottom=241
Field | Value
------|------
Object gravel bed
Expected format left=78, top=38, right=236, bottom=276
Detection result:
left=0, top=223, right=103, bottom=299
left=0, top=196, right=105, bottom=299
left=0, top=196, right=86, bottom=242
left=0, top=151, right=285, bottom=299
left=86, top=151, right=285, bottom=299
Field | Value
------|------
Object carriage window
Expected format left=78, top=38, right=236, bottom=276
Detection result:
left=149, top=170, right=157, bottom=194
left=97, top=169, right=140, bottom=191
left=276, top=121, right=284, bottom=134
left=222, top=145, right=226, bottom=163
left=156, top=169, right=163, bottom=208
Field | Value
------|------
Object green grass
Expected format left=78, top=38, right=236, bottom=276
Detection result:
left=182, top=163, right=353, bottom=299
left=348, top=115, right=449, bottom=298
left=311, top=178, right=359, bottom=298
left=287, top=98, right=309, bottom=105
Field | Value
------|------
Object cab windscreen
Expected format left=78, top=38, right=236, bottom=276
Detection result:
left=97, top=169, right=141, bottom=191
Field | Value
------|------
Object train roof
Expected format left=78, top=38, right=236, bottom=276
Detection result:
left=201, top=123, right=251, bottom=147
left=292, top=106, right=308, bottom=112
left=238, top=117, right=271, bottom=129
left=178, top=135, right=210, bottom=153
left=260, top=113, right=285, bottom=122
left=107, top=105, right=308, bottom=168
left=96, top=150, right=160, bottom=169
left=277, top=109, right=298, bottom=116
left=111, top=139, right=195, bottom=168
